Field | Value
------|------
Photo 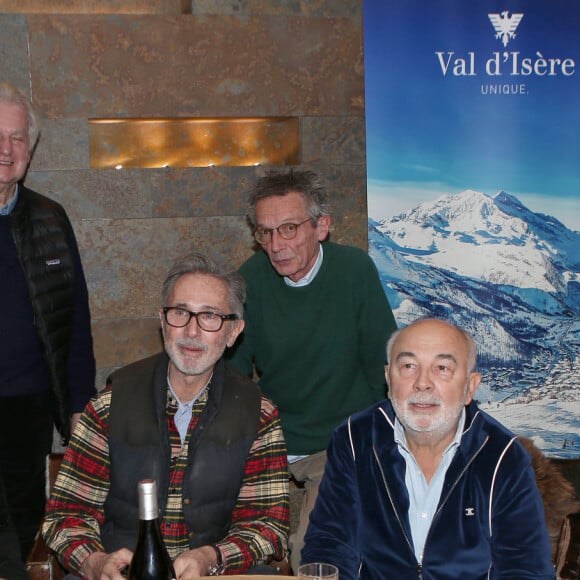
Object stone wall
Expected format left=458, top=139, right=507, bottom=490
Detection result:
left=1, top=0, right=368, bottom=387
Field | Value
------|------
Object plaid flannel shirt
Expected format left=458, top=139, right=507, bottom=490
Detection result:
left=42, top=381, right=289, bottom=575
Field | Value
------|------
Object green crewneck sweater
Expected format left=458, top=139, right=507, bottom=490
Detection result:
left=227, top=242, right=397, bottom=454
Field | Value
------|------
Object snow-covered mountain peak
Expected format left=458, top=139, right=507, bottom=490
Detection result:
left=375, top=189, right=577, bottom=293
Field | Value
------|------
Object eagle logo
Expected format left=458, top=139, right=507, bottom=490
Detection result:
left=488, top=11, right=524, bottom=47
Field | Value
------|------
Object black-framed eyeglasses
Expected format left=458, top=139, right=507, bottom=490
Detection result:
left=253, top=218, right=313, bottom=245
left=162, top=307, right=238, bottom=332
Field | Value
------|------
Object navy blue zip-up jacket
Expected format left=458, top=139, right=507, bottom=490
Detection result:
left=303, top=400, right=554, bottom=579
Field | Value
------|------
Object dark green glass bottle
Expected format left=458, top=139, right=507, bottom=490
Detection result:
left=128, top=479, right=176, bottom=580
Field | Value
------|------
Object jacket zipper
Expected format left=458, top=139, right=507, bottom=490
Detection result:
left=421, top=436, right=489, bottom=556
left=373, top=434, right=489, bottom=577
left=373, top=446, right=415, bottom=558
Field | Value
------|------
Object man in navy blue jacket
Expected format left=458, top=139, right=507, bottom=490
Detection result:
left=302, top=318, right=554, bottom=579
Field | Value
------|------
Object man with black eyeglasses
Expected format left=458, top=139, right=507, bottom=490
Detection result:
left=43, top=253, right=289, bottom=579
left=226, top=169, right=398, bottom=572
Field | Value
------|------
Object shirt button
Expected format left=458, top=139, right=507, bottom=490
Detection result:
left=420, top=512, right=428, bottom=518
left=184, top=498, right=190, bottom=505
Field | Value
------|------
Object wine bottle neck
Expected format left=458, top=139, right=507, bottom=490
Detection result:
left=139, top=500, right=158, bottom=520
left=138, top=480, right=159, bottom=520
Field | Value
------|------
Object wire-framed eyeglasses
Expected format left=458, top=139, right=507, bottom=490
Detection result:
left=253, top=218, right=312, bottom=245
left=162, top=307, right=238, bottom=332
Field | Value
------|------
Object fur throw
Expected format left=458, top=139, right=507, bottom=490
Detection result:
left=518, top=436, right=580, bottom=556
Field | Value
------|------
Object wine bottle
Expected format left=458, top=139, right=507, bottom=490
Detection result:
left=128, top=479, right=176, bottom=580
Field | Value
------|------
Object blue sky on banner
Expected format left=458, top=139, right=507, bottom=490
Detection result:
left=364, top=0, right=579, bottom=230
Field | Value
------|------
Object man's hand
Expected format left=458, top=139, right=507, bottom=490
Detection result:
left=173, top=545, right=218, bottom=579
left=80, top=549, right=133, bottom=580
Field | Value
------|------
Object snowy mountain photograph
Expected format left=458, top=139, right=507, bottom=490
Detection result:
left=370, top=190, right=579, bottom=457
left=363, top=0, right=579, bottom=457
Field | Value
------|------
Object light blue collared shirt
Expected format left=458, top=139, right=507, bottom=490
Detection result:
left=394, top=409, right=466, bottom=563
left=0, top=185, right=19, bottom=215
left=167, top=372, right=212, bottom=444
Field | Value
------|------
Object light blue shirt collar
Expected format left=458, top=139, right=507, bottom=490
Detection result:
left=284, top=243, right=323, bottom=287
left=0, top=185, right=19, bottom=216
left=167, top=371, right=213, bottom=444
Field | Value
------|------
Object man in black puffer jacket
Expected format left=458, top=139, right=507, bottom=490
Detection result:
left=0, top=81, right=96, bottom=561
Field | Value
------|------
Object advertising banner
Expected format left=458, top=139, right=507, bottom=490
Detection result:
left=364, top=0, right=579, bottom=456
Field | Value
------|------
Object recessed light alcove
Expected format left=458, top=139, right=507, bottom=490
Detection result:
left=89, top=117, right=300, bottom=169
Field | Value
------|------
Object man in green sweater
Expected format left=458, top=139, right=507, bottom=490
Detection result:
left=227, top=169, right=397, bottom=571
